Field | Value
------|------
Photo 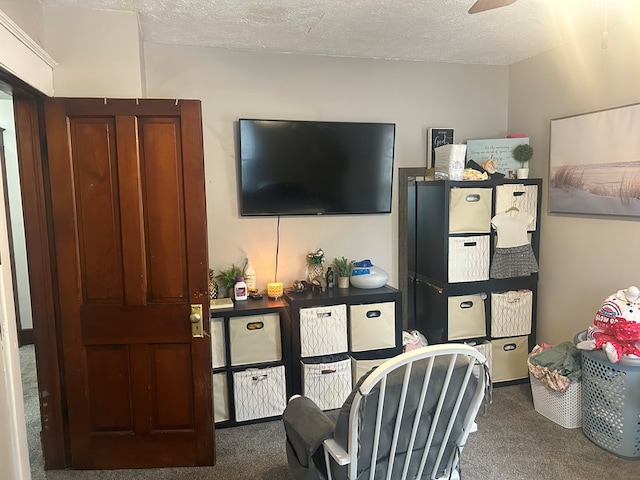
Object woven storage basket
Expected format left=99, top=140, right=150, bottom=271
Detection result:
left=530, top=373, right=582, bottom=428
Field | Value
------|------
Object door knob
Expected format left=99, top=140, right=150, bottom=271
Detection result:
left=190, top=304, right=203, bottom=338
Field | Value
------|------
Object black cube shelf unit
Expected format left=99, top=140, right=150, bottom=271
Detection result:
left=285, top=285, right=403, bottom=404
left=210, top=297, right=291, bottom=428
left=405, top=176, right=542, bottom=385
left=210, top=285, right=403, bottom=427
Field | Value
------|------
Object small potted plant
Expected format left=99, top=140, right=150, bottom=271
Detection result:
left=512, top=143, right=533, bottom=179
left=332, top=256, right=354, bottom=289
left=214, top=263, right=244, bottom=298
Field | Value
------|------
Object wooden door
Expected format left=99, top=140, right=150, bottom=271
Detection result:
left=43, top=98, right=213, bottom=469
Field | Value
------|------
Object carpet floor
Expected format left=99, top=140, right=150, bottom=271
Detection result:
left=21, top=345, right=637, bottom=479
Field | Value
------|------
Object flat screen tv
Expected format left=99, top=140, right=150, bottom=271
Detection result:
left=238, top=119, right=396, bottom=216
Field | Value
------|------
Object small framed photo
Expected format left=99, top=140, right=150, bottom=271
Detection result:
left=427, top=128, right=455, bottom=168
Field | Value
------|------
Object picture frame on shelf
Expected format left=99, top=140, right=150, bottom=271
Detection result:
left=466, top=137, right=529, bottom=177
left=427, top=127, right=455, bottom=168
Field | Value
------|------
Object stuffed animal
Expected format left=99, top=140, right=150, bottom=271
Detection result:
left=576, top=285, right=640, bottom=363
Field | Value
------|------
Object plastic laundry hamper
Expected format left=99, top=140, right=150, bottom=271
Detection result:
left=530, top=373, right=582, bottom=428
left=581, top=348, right=640, bottom=459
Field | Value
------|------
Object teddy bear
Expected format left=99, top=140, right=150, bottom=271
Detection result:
left=576, top=285, right=640, bottom=363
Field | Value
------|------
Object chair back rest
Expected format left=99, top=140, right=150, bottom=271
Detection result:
left=337, top=344, right=487, bottom=480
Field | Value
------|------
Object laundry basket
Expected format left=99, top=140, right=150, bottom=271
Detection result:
left=530, top=373, right=582, bottom=428
left=528, top=342, right=582, bottom=428
left=581, top=348, right=640, bottom=459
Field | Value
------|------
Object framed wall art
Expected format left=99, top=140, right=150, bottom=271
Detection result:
left=549, top=102, right=640, bottom=217
left=427, top=127, right=454, bottom=168
left=466, top=137, right=529, bottom=176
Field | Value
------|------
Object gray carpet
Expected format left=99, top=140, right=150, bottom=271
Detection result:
left=20, top=345, right=637, bottom=479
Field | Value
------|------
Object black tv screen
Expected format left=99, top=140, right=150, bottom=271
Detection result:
left=238, top=119, right=395, bottom=216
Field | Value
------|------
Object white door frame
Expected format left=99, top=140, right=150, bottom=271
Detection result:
left=0, top=151, right=31, bottom=478
left=0, top=8, right=55, bottom=479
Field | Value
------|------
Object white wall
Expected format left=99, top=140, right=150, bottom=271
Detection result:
left=0, top=126, right=30, bottom=480
left=145, top=44, right=509, bottom=289
left=508, top=17, right=640, bottom=345
left=43, top=5, right=143, bottom=97
left=0, top=99, right=33, bottom=330
left=0, top=0, right=43, bottom=47
left=0, top=4, right=54, bottom=96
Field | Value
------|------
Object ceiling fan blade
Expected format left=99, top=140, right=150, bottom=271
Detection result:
left=469, top=0, right=517, bottom=14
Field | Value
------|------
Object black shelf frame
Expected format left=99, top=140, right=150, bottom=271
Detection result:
left=210, top=297, right=291, bottom=428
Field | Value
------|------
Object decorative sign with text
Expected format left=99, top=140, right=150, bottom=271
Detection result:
left=466, top=137, right=530, bottom=175
left=427, top=128, right=455, bottom=168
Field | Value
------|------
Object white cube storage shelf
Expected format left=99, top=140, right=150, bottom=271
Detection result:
left=447, top=235, right=490, bottom=283
left=299, top=304, right=348, bottom=357
left=229, top=313, right=281, bottom=366
left=302, top=356, right=352, bottom=411
left=447, top=294, right=486, bottom=340
left=233, top=365, right=287, bottom=422
left=350, top=302, right=396, bottom=352
left=448, top=187, right=493, bottom=234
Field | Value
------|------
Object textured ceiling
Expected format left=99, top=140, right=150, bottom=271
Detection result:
left=39, top=0, right=638, bottom=65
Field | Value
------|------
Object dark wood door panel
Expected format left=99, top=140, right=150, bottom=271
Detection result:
left=70, top=117, right=124, bottom=304
left=139, top=118, right=188, bottom=303
left=83, top=344, right=197, bottom=433
left=79, top=304, right=191, bottom=344
left=151, top=344, right=195, bottom=430
left=86, top=345, right=133, bottom=432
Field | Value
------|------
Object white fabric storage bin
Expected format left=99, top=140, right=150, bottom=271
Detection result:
left=491, top=336, right=529, bottom=382
left=349, top=302, right=396, bottom=352
left=302, top=356, right=352, bottom=411
left=299, top=304, right=348, bottom=357
left=448, top=235, right=490, bottom=283
left=211, top=317, right=226, bottom=368
left=449, top=187, right=493, bottom=234
left=233, top=365, right=287, bottom=422
left=229, top=313, right=281, bottom=366
left=351, top=356, right=391, bottom=386
left=447, top=294, right=486, bottom=340
left=491, top=290, right=533, bottom=337
left=495, top=184, right=538, bottom=230
left=468, top=341, right=492, bottom=379
left=212, top=372, right=230, bottom=423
